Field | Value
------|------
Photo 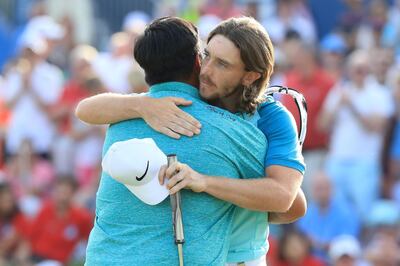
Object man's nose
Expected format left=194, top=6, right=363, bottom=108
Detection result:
left=201, top=60, right=212, bottom=76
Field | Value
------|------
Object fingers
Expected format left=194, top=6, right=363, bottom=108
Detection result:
left=167, top=97, right=202, bottom=130
left=175, top=112, right=201, bottom=134
left=169, top=179, right=189, bottom=195
left=158, top=127, right=181, bottom=139
left=168, top=121, right=195, bottom=137
left=158, top=165, right=167, bottom=185
left=165, top=162, right=181, bottom=179
left=169, top=97, right=193, bottom=106
left=166, top=170, right=186, bottom=190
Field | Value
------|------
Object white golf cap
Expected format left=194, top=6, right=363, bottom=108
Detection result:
left=102, top=138, right=169, bottom=205
left=329, top=235, right=361, bottom=261
left=18, top=31, right=47, bottom=55
left=25, top=16, right=65, bottom=40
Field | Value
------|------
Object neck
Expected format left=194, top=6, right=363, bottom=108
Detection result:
left=218, top=99, right=237, bottom=113
left=218, top=91, right=242, bottom=113
left=177, top=72, right=200, bottom=89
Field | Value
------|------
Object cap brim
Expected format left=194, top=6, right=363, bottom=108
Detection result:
left=125, top=174, right=169, bottom=205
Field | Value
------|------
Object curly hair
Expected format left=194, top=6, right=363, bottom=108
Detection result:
left=207, top=17, right=274, bottom=114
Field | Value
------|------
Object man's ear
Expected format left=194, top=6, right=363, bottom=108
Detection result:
left=194, top=54, right=201, bottom=73
left=242, top=71, right=261, bottom=87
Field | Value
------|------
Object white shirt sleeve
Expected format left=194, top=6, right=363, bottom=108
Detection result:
left=2, top=71, right=23, bottom=103
left=372, top=87, right=395, bottom=118
left=32, top=63, right=64, bottom=104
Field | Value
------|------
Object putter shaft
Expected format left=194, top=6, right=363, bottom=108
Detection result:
left=167, top=155, right=185, bottom=245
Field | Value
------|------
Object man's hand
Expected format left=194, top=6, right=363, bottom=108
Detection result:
left=158, top=162, right=207, bottom=194
left=140, top=97, right=202, bottom=139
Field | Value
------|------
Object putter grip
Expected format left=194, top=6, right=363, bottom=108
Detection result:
left=167, top=155, right=185, bottom=244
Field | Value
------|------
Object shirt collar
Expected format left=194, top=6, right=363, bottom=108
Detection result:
left=149, top=82, right=200, bottom=99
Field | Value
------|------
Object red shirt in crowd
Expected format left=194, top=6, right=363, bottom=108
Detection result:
left=30, top=201, right=93, bottom=263
left=274, top=257, right=326, bottom=266
left=281, top=68, right=335, bottom=150
left=56, top=80, right=90, bottom=133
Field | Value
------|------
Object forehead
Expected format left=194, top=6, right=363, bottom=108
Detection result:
left=206, top=34, right=244, bottom=67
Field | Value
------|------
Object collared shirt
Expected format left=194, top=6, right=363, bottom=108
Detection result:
left=228, top=97, right=305, bottom=263
left=85, top=82, right=266, bottom=265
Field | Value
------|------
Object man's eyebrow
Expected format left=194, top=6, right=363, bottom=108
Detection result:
left=216, top=56, right=233, bottom=67
left=204, top=48, right=233, bottom=66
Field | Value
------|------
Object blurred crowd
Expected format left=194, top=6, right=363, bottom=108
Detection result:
left=0, top=0, right=399, bottom=265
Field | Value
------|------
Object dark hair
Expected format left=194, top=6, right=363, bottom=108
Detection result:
left=56, top=176, right=78, bottom=191
left=277, top=229, right=312, bottom=262
left=133, top=17, right=200, bottom=86
left=0, top=182, right=19, bottom=221
left=208, top=17, right=274, bottom=114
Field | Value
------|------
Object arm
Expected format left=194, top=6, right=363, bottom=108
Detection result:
left=160, top=164, right=303, bottom=213
left=268, top=188, right=307, bottom=224
left=318, top=88, right=389, bottom=133
left=317, top=88, right=343, bottom=133
left=4, top=71, right=29, bottom=110
left=76, top=93, right=148, bottom=124
left=75, top=93, right=201, bottom=138
left=346, top=102, right=389, bottom=133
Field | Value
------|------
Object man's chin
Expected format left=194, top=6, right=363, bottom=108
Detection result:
left=199, top=90, right=216, bottom=101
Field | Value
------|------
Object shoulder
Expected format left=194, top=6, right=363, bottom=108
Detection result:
left=258, top=98, right=296, bottom=135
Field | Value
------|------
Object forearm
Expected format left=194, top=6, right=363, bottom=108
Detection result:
left=30, top=89, right=50, bottom=113
left=317, top=108, right=337, bottom=133
left=348, top=104, right=387, bottom=132
left=268, top=188, right=307, bottom=224
left=75, top=93, right=144, bottom=124
left=203, top=175, right=298, bottom=212
left=6, top=89, right=26, bottom=109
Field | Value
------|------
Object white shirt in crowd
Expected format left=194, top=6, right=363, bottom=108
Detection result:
left=2, top=61, right=63, bottom=154
left=92, top=53, right=132, bottom=94
left=324, top=77, right=395, bottom=161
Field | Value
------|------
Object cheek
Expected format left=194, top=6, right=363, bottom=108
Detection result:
left=218, top=73, right=243, bottom=93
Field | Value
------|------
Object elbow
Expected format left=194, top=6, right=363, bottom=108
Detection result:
left=75, top=101, right=84, bottom=120
left=267, top=190, right=295, bottom=213
left=75, top=100, right=91, bottom=123
left=293, top=201, right=307, bottom=220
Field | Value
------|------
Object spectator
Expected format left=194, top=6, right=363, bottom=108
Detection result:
left=382, top=70, right=400, bottom=198
left=328, top=235, right=364, bottom=266
left=2, top=16, right=64, bottom=159
left=92, top=31, right=134, bottom=94
left=52, top=44, right=100, bottom=177
left=297, top=172, right=360, bottom=260
left=6, top=139, right=54, bottom=219
left=355, top=0, right=388, bottom=50
left=320, top=33, right=348, bottom=82
left=369, top=47, right=395, bottom=87
left=364, top=232, right=400, bottom=266
left=202, top=0, right=243, bottom=20
left=52, top=45, right=105, bottom=207
left=29, top=177, right=93, bottom=265
left=263, top=0, right=317, bottom=45
left=274, top=229, right=325, bottom=266
left=0, top=181, right=31, bottom=266
left=319, top=49, right=395, bottom=220
left=281, top=40, right=335, bottom=193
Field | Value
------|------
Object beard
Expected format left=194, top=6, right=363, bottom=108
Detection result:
left=203, top=82, right=244, bottom=112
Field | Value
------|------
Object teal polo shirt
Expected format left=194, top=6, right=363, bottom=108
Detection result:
left=85, top=82, right=266, bottom=266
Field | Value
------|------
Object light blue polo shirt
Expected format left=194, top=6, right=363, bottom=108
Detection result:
left=85, top=82, right=266, bottom=266
left=227, top=96, right=305, bottom=263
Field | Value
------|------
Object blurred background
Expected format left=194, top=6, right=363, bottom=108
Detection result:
left=0, top=0, right=399, bottom=265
